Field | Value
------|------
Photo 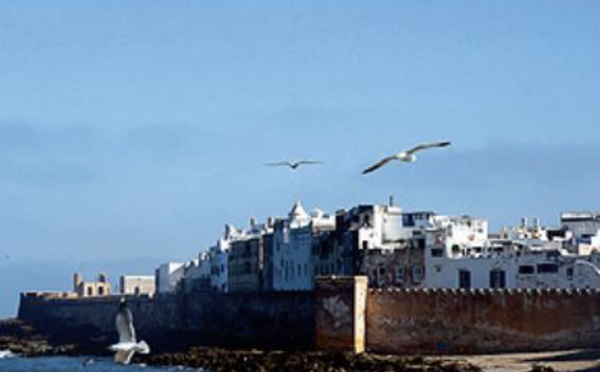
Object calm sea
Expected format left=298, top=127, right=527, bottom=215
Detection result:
left=0, top=355, right=201, bottom=371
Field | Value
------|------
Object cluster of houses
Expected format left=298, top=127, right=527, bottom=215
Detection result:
left=73, top=200, right=600, bottom=297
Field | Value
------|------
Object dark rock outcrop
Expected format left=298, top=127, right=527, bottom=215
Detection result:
left=146, top=347, right=483, bottom=372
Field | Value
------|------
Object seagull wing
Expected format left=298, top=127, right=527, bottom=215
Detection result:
left=296, top=160, right=322, bottom=166
left=362, top=156, right=395, bottom=174
left=115, top=350, right=135, bottom=365
left=405, top=141, right=451, bottom=155
left=116, top=307, right=136, bottom=343
left=265, top=161, right=293, bottom=167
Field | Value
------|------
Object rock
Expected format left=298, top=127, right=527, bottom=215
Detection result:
left=145, top=348, right=482, bottom=372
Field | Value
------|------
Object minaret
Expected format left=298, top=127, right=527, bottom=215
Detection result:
left=73, top=272, right=83, bottom=294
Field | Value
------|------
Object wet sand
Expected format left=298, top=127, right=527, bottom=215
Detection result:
left=452, top=349, right=600, bottom=372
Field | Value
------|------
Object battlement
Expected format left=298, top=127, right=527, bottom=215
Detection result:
left=368, top=287, right=600, bottom=296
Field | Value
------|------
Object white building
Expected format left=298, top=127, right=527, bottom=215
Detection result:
left=427, top=238, right=600, bottom=289
left=180, top=255, right=212, bottom=293
left=561, top=212, right=600, bottom=240
left=561, top=212, right=600, bottom=254
left=155, top=262, right=186, bottom=293
left=327, top=202, right=438, bottom=288
left=425, top=215, right=489, bottom=260
left=209, top=223, right=255, bottom=293
left=119, top=275, right=155, bottom=296
left=272, top=201, right=335, bottom=291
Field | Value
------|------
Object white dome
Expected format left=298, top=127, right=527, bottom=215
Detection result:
left=289, top=200, right=308, bottom=220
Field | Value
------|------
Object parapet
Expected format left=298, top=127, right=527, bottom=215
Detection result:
left=366, top=287, right=600, bottom=298
left=21, top=291, right=78, bottom=299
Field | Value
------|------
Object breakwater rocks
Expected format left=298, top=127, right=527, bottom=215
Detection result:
left=146, top=347, right=483, bottom=372
left=0, top=318, right=74, bottom=356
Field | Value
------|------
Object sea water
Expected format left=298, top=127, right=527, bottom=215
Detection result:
left=0, top=355, right=202, bottom=371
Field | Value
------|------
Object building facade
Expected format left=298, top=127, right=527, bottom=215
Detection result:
left=119, top=275, right=155, bottom=296
left=73, top=273, right=111, bottom=297
left=271, top=201, right=335, bottom=291
left=155, top=262, right=186, bottom=293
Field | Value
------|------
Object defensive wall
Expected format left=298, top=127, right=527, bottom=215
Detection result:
left=18, top=277, right=600, bottom=354
left=18, top=291, right=315, bottom=352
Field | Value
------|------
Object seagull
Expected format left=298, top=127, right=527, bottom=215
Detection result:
left=266, top=160, right=323, bottom=170
left=108, top=298, right=150, bottom=365
left=362, top=141, right=451, bottom=174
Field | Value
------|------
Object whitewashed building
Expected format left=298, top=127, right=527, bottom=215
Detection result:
left=180, top=254, right=212, bottom=293
left=561, top=212, right=600, bottom=254
left=155, top=262, right=186, bottom=293
left=272, top=201, right=335, bottom=291
left=119, top=275, right=155, bottom=296
left=426, top=213, right=600, bottom=289
left=208, top=227, right=237, bottom=292
left=426, top=238, right=600, bottom=289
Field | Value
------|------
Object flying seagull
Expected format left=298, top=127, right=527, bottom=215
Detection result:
left=266, top=160, right=323, bottom=170
left=109, top=298, right=150, bottom=365
left=362, top=141, right=451, bottom=174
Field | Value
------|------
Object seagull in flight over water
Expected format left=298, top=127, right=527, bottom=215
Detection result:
left=266, top=160, right=323, bottom=170
left=109, top=298, right=150, bottom=365
left=362, top=141, right=451, bottom=174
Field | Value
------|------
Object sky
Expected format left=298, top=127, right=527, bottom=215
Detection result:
left=1, top=1, right=600, bottom=317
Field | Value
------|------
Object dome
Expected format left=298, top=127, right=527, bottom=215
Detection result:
left=289, top=200, right=308, bottom=220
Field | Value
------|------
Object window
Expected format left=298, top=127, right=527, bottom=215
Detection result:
left=489, top=269, right=506, bottom=289
left=362, top=241, right=369, bottom=250
left=518, top=265, right=535, bottom=275
left=537, top=263, right=559, bottom=274
left=98, top=286, right=104, bottom=296
left=363, top=214, right=371, bottom=227
left=87, top=287, right=93, bottom=296
left=395, top=266, right=405, bottom=285
left=458, top=270, right=471, bottom=289
left=566, top=267, right=574, bottom=279
left=412, top=265, right=424, bottom=283
left=431, top=248, right=444, bottom=257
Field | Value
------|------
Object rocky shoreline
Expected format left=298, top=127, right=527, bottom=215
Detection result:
left=2, top=318, right=557, bottom=371
left=146, top=347, right=483, bottom=372
left=0, top=318, right=77, bottom=357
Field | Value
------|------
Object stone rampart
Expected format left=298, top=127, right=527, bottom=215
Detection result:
left=367, top=288, right=600, bottom=354
left=17, top=281, right=600, bottom=354
left=18, top=290, right=314, bottom=352
left=183, top=291, right=315, bottom=349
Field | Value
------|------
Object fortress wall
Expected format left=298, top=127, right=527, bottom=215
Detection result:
left=18, top=293, right=184, bottom=350
left=184, top=291, right=316, bottom=350
left=18, top=283, right=600, bottom=354
left=366, top=288, right=600, bottom=354
left=18, top=291, right=314, bottom=351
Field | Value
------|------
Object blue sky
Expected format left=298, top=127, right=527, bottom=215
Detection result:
left=1, top=1, right=600, bottom=316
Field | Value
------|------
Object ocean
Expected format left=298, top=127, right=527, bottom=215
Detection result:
left=0, top=355, right=200, bottom=371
